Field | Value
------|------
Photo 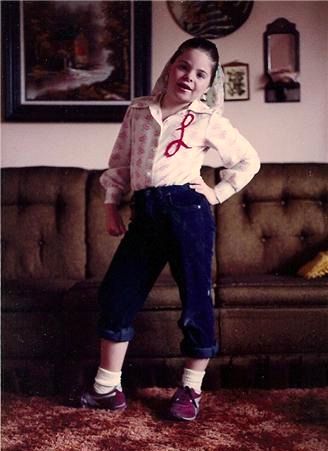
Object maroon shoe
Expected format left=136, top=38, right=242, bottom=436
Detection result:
left=169, top=386, right=201, bottom=421
left=80, top=386, right=127, bottom=411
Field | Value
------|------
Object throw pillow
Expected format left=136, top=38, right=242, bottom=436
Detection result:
left=297, top=251, right=328, bottom=279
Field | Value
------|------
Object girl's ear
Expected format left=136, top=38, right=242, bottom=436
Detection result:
left=201, top=91, right=208, bottom=101
left=201, top=83, right=212, bottom=101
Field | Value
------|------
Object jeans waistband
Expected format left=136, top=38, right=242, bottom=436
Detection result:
left=134, top=184, right=192, bottom=200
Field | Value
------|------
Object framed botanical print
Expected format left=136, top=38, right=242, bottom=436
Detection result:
left=222, top=62, right=250, bottom=101
left=2, top=1, right=151, bottom=122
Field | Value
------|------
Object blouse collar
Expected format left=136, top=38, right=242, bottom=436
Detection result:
left=130, top=95, right=211, bottom=115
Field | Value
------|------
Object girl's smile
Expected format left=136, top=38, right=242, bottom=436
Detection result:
left=177, top=81, right=193, bottom=92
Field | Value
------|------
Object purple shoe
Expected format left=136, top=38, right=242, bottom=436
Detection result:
left=169, top=386, right=201, bottom=421
left=80, top=386, right=127, bottom=411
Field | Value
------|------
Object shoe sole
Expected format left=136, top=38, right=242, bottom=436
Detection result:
left=81, top=402, right=127, bottom=411
left=169, top=410, right=198, bottom=421
left=171, top=414, right=197, bottom=421
left=80, top=396, right=127, bottom=411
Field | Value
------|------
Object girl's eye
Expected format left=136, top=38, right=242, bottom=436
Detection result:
left=197, top=72, right=206, bottom=79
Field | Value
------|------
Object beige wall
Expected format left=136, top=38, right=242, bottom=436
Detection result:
left=2, top=1, right=328, bottom=169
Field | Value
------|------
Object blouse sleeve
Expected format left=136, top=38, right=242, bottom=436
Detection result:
left=205, top=112, right=261, bottom=204
left=99, top=106, right=132, bottom=204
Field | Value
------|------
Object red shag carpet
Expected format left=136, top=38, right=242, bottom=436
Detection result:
left=2, top=388, right=328, bottom=451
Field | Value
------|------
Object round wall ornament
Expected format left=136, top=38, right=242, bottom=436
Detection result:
left=167, top=1, right=254, bottom=39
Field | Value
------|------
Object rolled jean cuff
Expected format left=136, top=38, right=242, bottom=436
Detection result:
left=180, top=341, right=219, bottom=359
left=98, top=326, right=134, bottom=342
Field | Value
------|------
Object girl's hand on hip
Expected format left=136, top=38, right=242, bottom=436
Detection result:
left=105, top=204, right=127, bottom=236
left=190, top=177, right=218, bottom=205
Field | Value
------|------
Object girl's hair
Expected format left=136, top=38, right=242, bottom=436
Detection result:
left=169, top=38, right=219, bottom=86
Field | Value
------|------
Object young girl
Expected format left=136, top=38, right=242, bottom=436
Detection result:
left=80, top=38, right=260, bottom=421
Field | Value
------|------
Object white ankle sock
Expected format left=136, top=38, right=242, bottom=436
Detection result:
left=94, top=367, right=122, bottom=394
left=182, top=368, right=205, bottom=394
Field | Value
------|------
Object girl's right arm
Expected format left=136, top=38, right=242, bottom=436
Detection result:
left=105, top=204, right=127, bottom=236
left=100, top=106, right=133, bottom=235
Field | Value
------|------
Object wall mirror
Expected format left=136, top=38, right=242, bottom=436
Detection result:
left=264, top=18, right=300, bottom=102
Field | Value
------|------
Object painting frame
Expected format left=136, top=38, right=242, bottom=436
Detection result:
left=222, top=62, right=250, bottom=101
left=2, top=1, right=151, bottom=122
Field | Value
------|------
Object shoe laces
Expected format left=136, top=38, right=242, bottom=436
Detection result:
left=174, top=386, right=199, bottom=408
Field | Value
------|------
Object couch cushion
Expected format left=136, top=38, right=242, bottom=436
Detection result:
left=63, top=278, right=181, bottom=310
left=1, top=279, right=77, bottom=366
left=2, top=279, right=77, bottom=312
left=217, top=274, right=328, bottom=306
left=220, top=307, right=328, bottom=355
left=62, top=309, right=186, bottom=359
left=2, top=311, right=61, bottom=359
left=62, top=278, right=216, bottom=312
left=86, top=166, right=217, bottom=281
left=62, top=282, right=220, bottom=358
left=1, top=167, right=87, bottom=280
left=216, top=163, right=328, bottom=276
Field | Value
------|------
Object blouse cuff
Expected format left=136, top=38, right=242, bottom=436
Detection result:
left=214, top=181, right=236, bottom=204
left=104, top=188, right=122, bottom=205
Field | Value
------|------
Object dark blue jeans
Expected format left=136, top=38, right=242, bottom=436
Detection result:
left=98, top=184, right=218, bottom=359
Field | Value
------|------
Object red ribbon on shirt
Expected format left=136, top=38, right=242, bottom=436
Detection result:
left=164, top=112, right=195, bottom=158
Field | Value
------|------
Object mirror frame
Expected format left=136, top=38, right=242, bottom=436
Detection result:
left=264, top=17, right=299, bottom=75
left=263, top=17, right=300, bottom=102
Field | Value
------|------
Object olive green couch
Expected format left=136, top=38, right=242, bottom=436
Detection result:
left=2, top=164, right=327, bottom=395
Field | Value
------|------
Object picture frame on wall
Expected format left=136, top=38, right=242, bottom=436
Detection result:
left=167, top=1, right=254, bottom=39
left=2, top=1, right=151, bottom=122
left=222, top=62, right=250, bottom=101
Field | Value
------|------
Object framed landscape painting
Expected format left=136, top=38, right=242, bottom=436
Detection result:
left=2, top=1, right=151, bottom=122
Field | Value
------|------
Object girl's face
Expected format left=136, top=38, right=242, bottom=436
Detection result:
left=166, top=48, right=213, bottom=105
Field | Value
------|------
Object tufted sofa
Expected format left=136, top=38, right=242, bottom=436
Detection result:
left=2, top=163, right=328, bottom=395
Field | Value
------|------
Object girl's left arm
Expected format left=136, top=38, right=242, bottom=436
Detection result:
left=205, top=113, right=261, bottom=204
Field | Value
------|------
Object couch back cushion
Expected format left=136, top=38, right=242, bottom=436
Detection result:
left=216, top=163, right=328, bottom=275
left=1, top=167, right=87, bottom=280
